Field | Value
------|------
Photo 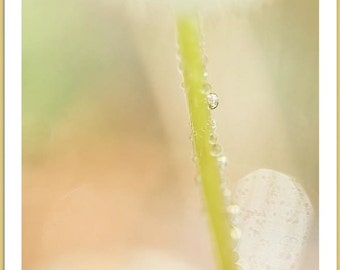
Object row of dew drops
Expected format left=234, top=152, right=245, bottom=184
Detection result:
left=176, top=18, right=245, bottom=270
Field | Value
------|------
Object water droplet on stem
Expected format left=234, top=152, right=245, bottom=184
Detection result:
left=207, top=92, right=219, bottom=109
left=210, top=143, right=223, bottom=157
left=218, top=155, right=228, bottom=169
left=209, top=133, right=217, bottom=144
left=211, top=119, right=217, bottom=130
left=231, top=227, right=242, bottom=240
left=227, top=204, right=240, bottom=215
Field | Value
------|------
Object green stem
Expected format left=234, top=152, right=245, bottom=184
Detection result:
left=176, top=12, right=236, bottom=270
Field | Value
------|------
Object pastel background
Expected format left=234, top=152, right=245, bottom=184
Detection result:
left=23, top=0, right=318, bottom=269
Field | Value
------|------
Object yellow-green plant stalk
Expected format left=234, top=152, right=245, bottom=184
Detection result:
left=176, top=12, right=237, bottom=270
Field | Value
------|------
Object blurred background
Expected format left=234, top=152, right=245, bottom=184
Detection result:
left=23, top=0, right=318, bottom=269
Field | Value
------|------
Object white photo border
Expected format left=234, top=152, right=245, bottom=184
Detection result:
left=4, top=0, right=21, bottom=269
left=319, top=0, right=337, bottom=269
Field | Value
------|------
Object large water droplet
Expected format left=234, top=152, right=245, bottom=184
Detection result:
left=210, top=143, right=223, bottom=157
left=207, top=92, right=219, bottom=110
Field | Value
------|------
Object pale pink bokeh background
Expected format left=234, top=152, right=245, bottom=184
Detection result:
left=23, top=0, right=318, bottom=269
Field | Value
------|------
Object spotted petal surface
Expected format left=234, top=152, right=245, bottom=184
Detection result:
left=232, top=169, right=313, bottom=270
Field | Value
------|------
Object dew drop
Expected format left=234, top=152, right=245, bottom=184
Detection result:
left=178, top=63, right=183, bottom=72
left=220, top=180, right=227, bottom=189
left=202, top=55, right=208, bottom=64
left=222, top=187, right=232, bottom=198
left=209, top=133, right=217, bottom=144
left=220, top=179, right=229, bottom=189
left=211, top=119, right=217, bottom=130
left=231, top=227, right=242, bottom=240
left=203, top=83, right=212, bottom=93
left=237, top=261, right=250, bottom=270
left=236, top=264, right=243, bottom=270
left=191, top=155, right=198, bottom=164
left=217, top=155, right=228, bottom=169
left=207, top=92, right=219, bottom=110
left=233, top=251, right=240, bottom=262
left=210, top=143, right=223, bottom=157
left=194, top=175, right=201, bottom=185
left=227, top=204, right=240, bottom=215
left=231, top=215, right=240, bottom=226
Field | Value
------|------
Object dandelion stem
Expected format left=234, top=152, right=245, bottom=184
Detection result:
left=176, top=12, right=236, bottom=270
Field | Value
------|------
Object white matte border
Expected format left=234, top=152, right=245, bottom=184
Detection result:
left=3, top=0, right=337, bottom=269
left=4, top=0, right=22, bottom=269
left=319, top=0, right=337, bottom=269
